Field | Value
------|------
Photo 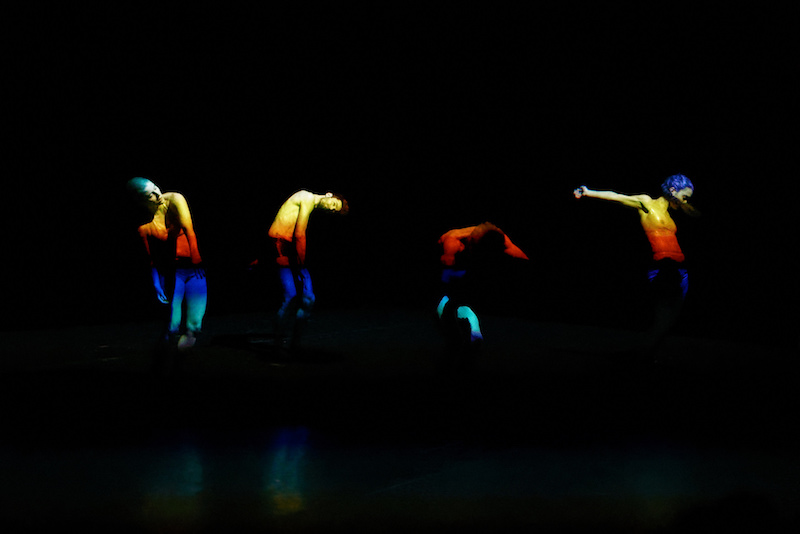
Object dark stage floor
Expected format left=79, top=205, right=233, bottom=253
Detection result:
left=1, top=307, right=798, bottom=532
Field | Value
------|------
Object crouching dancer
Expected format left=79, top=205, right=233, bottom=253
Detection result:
left=267, top=190, right=348, bottom=351
left=127, top=177, right=207, bottom=375
left=436, top=222, right=529, bottom=353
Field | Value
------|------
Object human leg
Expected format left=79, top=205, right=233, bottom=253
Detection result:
left=290, top=268, right=315, bottom=346
left=168, top=272, right=186, bottom=336
left=645, top=266, right=688, bottom=351
left=178, top=268, right=208, bottom=350
left=275, top=266, right=299, bottom=343
left=437, top=268, right=481, bottom=344
left=435, top=294, right=481, bottom=376
left=436, top=295, right=450, bottom=319
left=436, top=294, right=482, bottom=347
left=456, top=305, right=483, bottom=345
left=294, top=268, right=315, bottom=321
left=151, top=270, right=182, bottom=377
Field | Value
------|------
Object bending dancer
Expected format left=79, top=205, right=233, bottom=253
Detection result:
left=437, top=222, right=529, bottom=349
left=267, top=190, right=348, bottom=350
left=127, top=178, right=207, bottom=371
left=573, top=174, right=698, bottom=352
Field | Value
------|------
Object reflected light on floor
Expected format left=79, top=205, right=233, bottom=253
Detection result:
left=141, top=438, right=204, bottom=528
left=264, top=426, right=310, bottom=516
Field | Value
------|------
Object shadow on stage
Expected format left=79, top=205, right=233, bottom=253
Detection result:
left=209, top=333, right=346, bottom=365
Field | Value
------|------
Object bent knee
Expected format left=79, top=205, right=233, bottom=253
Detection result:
left=185, top=321, right=203, bottom=334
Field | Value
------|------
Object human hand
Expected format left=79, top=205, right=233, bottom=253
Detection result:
left=573, top=186, right=588, bottom=199
left=155, top=288, right=169, bottom=304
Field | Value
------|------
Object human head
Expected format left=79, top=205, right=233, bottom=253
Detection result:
left=661, top=174, right=700, bottom=216
left=661, top=174, right=694, bottom=198
left=318, top=192, right=349, bottom=215
left=660, top=174, right=696, bottom=211
left=468, top=222, right=506, bottom=257
left=126, top=177, right=164, bottom=211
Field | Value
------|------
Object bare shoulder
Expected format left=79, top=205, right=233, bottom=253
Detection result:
left=616, top=192, right=654, bottom=210
left=288, top=190, right=314, bottom=203
left=163, top=191, right=189, bottom=208
left=632, top=193, right=658, bottom=208
left=162, top=191, right=185, bottom=201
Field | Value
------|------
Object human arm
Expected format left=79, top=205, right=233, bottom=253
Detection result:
left=138, top=227, right=169, bottom=303
left=573, top=186, right=651, bottom=210
left=503, top=235, right=529, bottom=260
left=293, top=194, right=315, bottom=265
left=170, top=193, right=203, bottom=265
left=150, top=266, right=168, bottom=303
left=439, top=233, right=467, bottom=266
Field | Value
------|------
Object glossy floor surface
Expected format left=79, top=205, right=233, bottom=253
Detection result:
left=2, top=308, right=798, bottom=532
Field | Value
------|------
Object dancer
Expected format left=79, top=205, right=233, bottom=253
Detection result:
left=574, top=174, right=698, bottom=352
left=436, top=222, right=529, bottom=349
left=127, top=178, right=207, bottom=372
left=267, top=190, right=348, bottom=350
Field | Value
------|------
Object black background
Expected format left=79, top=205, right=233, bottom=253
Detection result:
left=4, top=4, right=795, bottom=348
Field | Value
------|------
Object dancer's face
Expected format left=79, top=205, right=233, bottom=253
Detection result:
left=669, top=187, right=693, bottom=208
left=318, top=195, right=342, bottom=212
left=140, top=181, right=164, bottom=207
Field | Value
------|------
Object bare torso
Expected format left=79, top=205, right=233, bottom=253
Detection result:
left=138, top=193, right=193, bottom=261
left=637, top=196, right=684, bottom=262
left=268, top=190, right=316, bottom=241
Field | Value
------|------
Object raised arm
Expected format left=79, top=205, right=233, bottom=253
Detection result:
left=574, top=185, right=651, bottom=210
